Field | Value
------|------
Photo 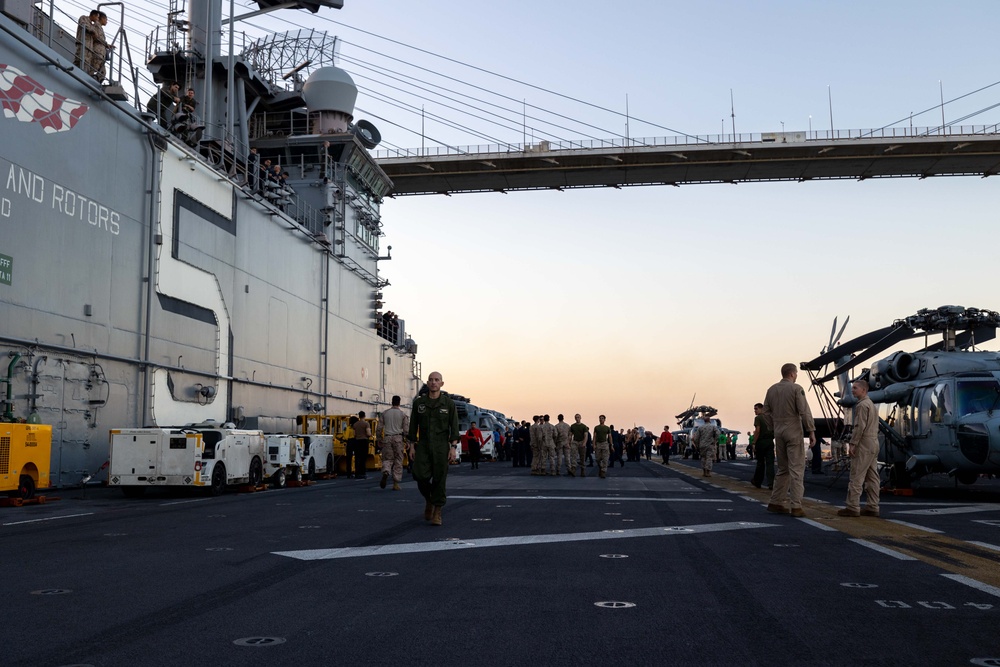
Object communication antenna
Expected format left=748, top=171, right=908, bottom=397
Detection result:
left=730, top=89, right=736, bottom=137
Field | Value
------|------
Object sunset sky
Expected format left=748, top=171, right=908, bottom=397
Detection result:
left=98, top=0, right=1000, bottom=435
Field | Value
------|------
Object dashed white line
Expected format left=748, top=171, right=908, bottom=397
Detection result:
left=940, top=574, right=1000, bottom=598
left=160, top=497, right=213, bottom=506
left=2, top=512, right=94, bottom=526
left=849, top=538, right=917, bottom=561
left=887, top=519, right=944, bottom=534
left=895, top=504, right=999, bottom=516
left=799, top=518, right=837, bottom=532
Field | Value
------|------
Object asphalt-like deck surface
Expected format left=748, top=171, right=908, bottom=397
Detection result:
left=5, top=456, right=1000, bottom=666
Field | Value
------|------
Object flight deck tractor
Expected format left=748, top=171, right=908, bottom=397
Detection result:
left=108, top=423, right=266, bottom=497
left=0, top=423, right=52, bottom=499
left=264, top=434, right=305, bottom=488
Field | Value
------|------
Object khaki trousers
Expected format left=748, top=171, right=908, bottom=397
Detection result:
left=846, top=442, right=880, bottom=512
left=769, top=422, right=806, bottom=510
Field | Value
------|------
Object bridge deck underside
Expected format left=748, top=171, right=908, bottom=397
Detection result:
left=377, top=136, right=1000, bottom=195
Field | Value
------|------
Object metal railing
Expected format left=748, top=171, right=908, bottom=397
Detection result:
left=374, top=124, right=1000, bottom=160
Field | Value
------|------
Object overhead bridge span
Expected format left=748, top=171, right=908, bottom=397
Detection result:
left=374, top=126, right=1000, bottom=196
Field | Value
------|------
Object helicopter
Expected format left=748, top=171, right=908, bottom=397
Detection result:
left=672, top=404, right=740, bottom=459
left=800, top=305, right=1000, bottom=487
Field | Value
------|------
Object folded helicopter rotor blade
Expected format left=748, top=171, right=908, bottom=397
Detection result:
left=920, top=325, right=998, bottom=352
left=832, top=315, right=850, bottom=349
left=802, top=323, right=901, bottom=371
left=815, top=325, right=920, bottom=383
left=827, top=317, right=838, bottom=351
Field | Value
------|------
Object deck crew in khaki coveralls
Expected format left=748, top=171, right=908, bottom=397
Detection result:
left=765, top=363, right=816, bottom=517
left=379, top=395, right=409, bottom=491
left=554, top=414, right=571, bottom=475
left=837, top=376, right=881, bottom=517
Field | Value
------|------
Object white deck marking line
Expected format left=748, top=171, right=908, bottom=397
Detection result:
left=878, top=501, right=965, bottom=506
left=849, top=538, right=917, bottom=561
left=800, top=518, right=837, bottom=532
left=160, top=497, right=213, bottom=506
left=887, top=519, right=944, bottom=534
left=272, top=521, right=778, bottom=561
left=967, top=541, right=1000, bottom=553
left=895, top=504, right=999, bottom=516
left=739, top=496, right=759, bottom=503
left=2, top=512, right=94, bottom=526
left=940, top=574, right=1000, bottom=599
left=448, top=495, right=731, bottom=503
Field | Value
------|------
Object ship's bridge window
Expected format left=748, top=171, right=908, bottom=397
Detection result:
left=354, top=217, right=379, bottom=252
left=929, top=382, right=952, bottom=423
left=956, top=379, right=1000, bottom=417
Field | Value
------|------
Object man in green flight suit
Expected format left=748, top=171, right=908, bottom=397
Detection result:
left=407, top=371, right=459, bottom=526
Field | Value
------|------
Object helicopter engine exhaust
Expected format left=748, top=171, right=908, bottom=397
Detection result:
left=885, top=352, right=919, bottom=382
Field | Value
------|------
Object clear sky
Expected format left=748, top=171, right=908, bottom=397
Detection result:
left=83, top=0, right=1000, bottom=436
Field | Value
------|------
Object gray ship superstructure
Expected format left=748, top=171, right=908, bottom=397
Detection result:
left=0, top=0, right=419, bottom=486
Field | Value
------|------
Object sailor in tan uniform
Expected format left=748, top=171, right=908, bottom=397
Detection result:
left=764, top=363, right=816, bottom=517
left=379, top=395, right=409, bottom=491
left=838, top=375, right=881, bottom=517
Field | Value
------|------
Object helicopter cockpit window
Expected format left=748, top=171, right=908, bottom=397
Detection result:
left=956, top=379, right=1000, bottom=417
left=930, top=383, right=952, bottom=424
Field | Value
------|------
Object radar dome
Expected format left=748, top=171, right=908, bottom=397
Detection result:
left=303, top=66, right=358, bottom=133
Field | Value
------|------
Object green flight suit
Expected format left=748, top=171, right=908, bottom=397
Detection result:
left=408, top=391, right=460, bottom=507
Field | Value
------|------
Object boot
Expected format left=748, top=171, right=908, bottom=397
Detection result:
left=568, top=469, right=576, bottom=477
left=431, top=505, right=442, bottom=526
left=380, top=471, right=388, bottom=489
left=392, top=482, right=400, bottom=491
left=580, top=469, right=585, bottom=478
left=599, top=470, right=606, bottom=479
left=424, top=500, right=433, bottom=521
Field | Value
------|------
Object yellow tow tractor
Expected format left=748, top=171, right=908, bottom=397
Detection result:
left=0, top=423, right=52, bottom=499
left=297, top=414, right=382, bottom=474
left=1, top=354, right=53, bottom=499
